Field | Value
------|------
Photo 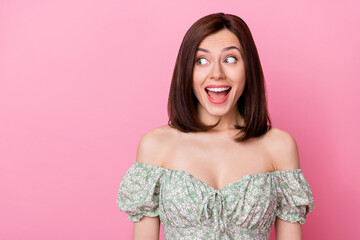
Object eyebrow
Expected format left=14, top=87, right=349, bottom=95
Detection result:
left=196, top=46, right=241, bottom=53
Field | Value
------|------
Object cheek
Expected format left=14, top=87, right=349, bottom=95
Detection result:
left=234, top=74, right=246, bottom=94
left=225, top=67, right=246, bottom=96
left=192, top=70, right=207, bottom=93
left=226, top=65, right=246, bottom=81
left=192, top=81, right=203, bottom=99
left=193, top=68, right=207, bottom=82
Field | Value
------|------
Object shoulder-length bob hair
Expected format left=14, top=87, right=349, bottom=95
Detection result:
left=167, top=12, right=272, bottom=142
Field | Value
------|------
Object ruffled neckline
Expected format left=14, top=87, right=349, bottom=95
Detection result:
left=133, top=161, right=302, bottom=192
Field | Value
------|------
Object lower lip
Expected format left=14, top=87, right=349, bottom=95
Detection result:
left=206, top=89, right=231, bottom=104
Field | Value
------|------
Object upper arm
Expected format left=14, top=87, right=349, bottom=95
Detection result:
left=133, top=126, right=170, bottom=239
left=133, top=216, right=160, bottom=240
left=267, top=128, right=303, bottom=239
left=275, top=218, right=302, bottom=240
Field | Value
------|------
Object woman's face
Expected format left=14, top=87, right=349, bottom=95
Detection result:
left=192, top=28, right=246, bottom=117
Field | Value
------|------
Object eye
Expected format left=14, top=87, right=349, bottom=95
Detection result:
left=196, top=57, right=209, bottom=65
left=225, top=56, right=237, bottom=63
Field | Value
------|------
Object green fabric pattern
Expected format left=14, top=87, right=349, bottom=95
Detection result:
left=117, top=161, right=315, bottom=240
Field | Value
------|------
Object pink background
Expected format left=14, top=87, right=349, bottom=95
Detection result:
left=1, top=0, right=359, bottom=239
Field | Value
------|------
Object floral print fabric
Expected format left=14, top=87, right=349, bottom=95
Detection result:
left=117, top=161, right=315, bottom=240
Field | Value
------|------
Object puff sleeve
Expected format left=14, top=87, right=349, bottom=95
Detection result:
left=116, top=161, right=163, bottom=222
left=275, top=169, right=315, bottom=224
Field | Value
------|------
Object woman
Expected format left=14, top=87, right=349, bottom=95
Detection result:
left=117, top=12, right=315, bottom=240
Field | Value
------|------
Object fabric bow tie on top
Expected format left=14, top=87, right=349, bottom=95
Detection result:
left=199, top=190, right=228, bottom=234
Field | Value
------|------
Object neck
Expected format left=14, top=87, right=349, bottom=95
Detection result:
left=197, top=104, right=244, bottom=132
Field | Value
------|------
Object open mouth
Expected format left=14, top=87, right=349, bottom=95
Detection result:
left=205, top=87, right=231, bottom=101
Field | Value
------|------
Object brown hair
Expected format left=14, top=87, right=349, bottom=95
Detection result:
left=167, top=12, right=272, bottom=142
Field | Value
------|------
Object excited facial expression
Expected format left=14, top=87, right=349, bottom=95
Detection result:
left=192, top=28, right=246, bottom=117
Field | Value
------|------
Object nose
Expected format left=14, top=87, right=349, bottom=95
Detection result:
left=210, top=61, right=226, bottom=80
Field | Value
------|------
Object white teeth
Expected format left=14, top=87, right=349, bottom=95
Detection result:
left=205, top=87, right=231, bottom=92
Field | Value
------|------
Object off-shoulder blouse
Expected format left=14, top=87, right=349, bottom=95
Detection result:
left=117, top=161, right=315, bottom=240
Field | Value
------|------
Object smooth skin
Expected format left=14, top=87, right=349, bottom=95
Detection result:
left=132, top=29, right=303, bottom=240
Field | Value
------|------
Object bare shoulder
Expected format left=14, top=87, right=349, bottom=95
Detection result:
left=135, top=124, right=178, bottom=167
left=263, top=126, right=301, bottom=171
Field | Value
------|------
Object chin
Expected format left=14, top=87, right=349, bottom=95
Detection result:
left=206, top=108, right=229, bottom=117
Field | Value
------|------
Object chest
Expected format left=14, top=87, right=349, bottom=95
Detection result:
left=162, top=132, right=275, bottom=191
left=157, top=169, right=278, bottom=231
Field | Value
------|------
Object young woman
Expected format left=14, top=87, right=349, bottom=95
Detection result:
left=117, top=12, right=315, bottom=240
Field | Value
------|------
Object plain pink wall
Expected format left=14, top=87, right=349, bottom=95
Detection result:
left=0, top=0, right=359, bottom=239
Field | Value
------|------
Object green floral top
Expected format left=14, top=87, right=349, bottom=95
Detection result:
left=117, top=161, right=315, bottom=240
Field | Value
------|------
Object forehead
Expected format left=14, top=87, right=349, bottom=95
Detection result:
left=198, top=28, right=241, bottom=49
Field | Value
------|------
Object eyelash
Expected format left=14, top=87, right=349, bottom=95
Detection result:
left=196, top=56, right=238, bottom=65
